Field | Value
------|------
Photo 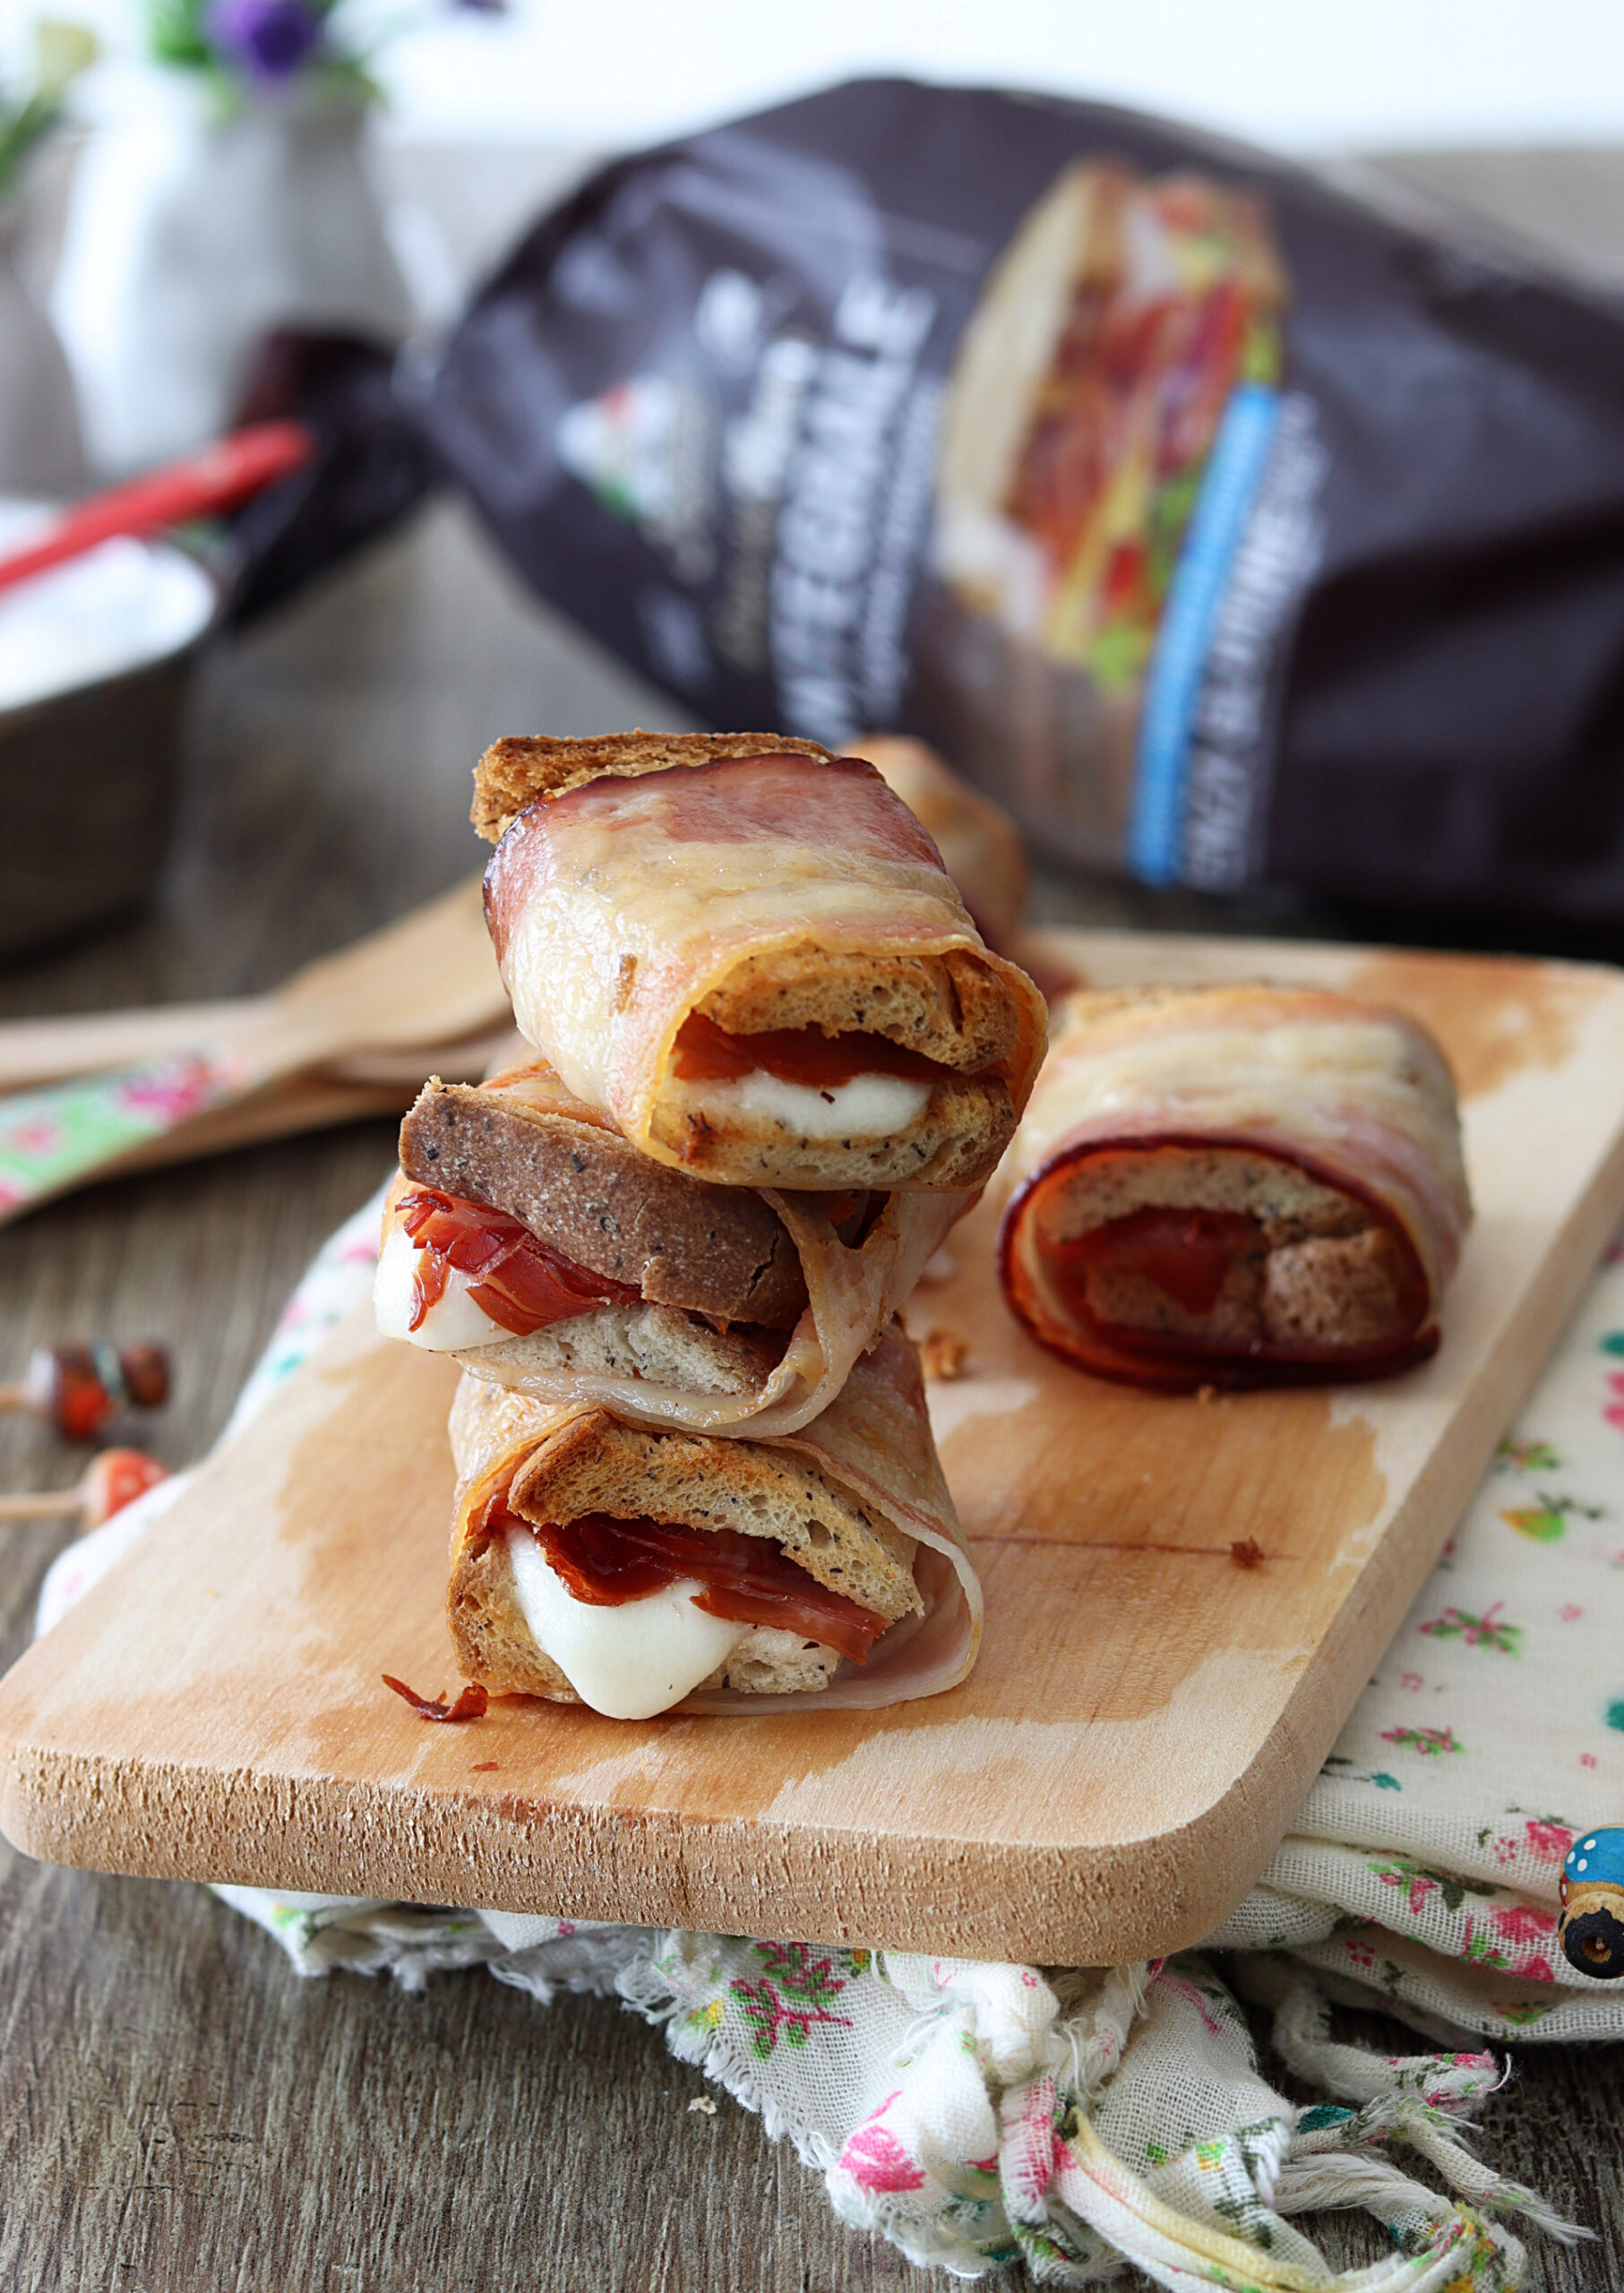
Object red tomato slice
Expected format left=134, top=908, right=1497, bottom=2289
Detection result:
left=671, top=1011, right=947, bottom=1091
left=1050, top=1206, right=1260, bottom=1319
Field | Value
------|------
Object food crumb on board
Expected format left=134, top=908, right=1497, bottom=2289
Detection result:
left=382, top=1675, right=490, bottom=1722
left=471, top=1761, right=499, bottom=1773
left=921, top=1328, right=968, bottom=1380
left=687, top=2095, right=718, bottom=2117
left=1230, top=1539, right=1264, bottom=1570
left=1195, top=1385, right=1217, bottom=1405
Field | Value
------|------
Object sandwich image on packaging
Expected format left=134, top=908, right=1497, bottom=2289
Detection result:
left=443, top=1324, right=981, bottom=1717
left=474, top=732, right=1048, bottom=1191
left=374, top=1056, right=972, bottom=1436
left=919, top=158, right=1288, bottom=865
left=993, top=984, right=1471, bottom=1391
left=935, top=161, right=1285, bottom=685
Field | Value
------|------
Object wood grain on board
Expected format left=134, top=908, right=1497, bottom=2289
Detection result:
left=3, top=926, right=1624, bottom=1967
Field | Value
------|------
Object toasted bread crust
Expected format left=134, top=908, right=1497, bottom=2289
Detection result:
left=696, top=943, right=1018, bottom=1074
left=471, top=731, right=834, bottom=841
left=649, top=1069, right=1016, bottom=1189
left=1039, top=1143, right=1367, bottom=1243
left=502, top=1411, right=922, bottom=1621
left=400, top=1078, right=807, bottom=1327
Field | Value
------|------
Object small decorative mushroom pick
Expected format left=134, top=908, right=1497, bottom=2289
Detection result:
left=0, top=1342, right=170, bottom=1440
left=0, top=1447, right=169, bottom=1529
left=1560, top=1828, right=1624, bottom=1978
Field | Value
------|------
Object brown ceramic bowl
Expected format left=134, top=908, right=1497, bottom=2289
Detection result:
left=0, top=543, right=221, bottom=962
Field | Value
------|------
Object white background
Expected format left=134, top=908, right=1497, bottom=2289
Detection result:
left=21, top=0, right=1624, bottom=153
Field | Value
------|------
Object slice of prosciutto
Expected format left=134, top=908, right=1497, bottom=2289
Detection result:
left=445, top=1322, right=982, bottom=1715
left=481, top=1510, right=892, bottom=1663
left=477, top=741, right=1047, bottom=1191
left=392, top=1183, right=643, bottom=1335
left=992, top=984, right=1472, bottom=1391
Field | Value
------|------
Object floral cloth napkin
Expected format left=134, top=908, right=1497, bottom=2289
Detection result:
left=38, top=1188, right=1624, bottom=2290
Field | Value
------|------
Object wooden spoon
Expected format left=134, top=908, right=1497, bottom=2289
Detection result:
left=0, top=875, right=501, bottom=1092
left=0, top=878, right=511, bottom=1223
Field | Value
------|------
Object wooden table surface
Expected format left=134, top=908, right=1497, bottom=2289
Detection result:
left=3, top=502, right=1622, bottom=2286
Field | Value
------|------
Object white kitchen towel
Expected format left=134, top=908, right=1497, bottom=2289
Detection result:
left=39, top=1185, right=1620, bottom=2287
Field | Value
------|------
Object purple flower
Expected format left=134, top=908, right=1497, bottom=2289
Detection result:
left=204, top=0, right=326, bottom=82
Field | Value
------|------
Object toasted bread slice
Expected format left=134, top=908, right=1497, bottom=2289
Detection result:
left=471, top=730, right=833, bottom=841
left=400, top=1072, right=807, bottom=1327
left=647, top=1067, right=1017, bottom=1190
left=447, top=1303, right=781, bottom=1399
left=693, top=942, right=1019, bottom=1075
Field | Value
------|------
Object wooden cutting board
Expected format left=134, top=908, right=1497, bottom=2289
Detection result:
left=4, top=928, right=1624, bottom=1966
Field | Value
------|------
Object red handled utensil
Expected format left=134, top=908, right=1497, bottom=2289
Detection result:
left=0, top=1447, right=169, bottom=1527
left=0, top=421, right=315, bottom=598
left=0, top=1343, right=170, bottom=1440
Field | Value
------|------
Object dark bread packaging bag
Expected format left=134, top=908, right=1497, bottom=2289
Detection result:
left=259, top=79, right=1624, bottom=937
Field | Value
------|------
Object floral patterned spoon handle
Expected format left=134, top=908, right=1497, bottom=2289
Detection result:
left=0, top=877, right=507, bottom=1223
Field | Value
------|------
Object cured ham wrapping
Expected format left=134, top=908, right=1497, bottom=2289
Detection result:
left=993, top=985, right=1471, bottom=1391
left=473, top=734, right=1047, bottom=1192
left=445, top=1322, right=982, bottom=1713
left=855, top=734, right=1029, bottom=957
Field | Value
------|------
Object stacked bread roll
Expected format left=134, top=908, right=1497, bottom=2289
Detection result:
left=374, top=734, right=1047, bottom=1717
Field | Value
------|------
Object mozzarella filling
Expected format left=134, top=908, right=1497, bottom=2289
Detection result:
left=374, top=1224, right=515, bottom=1351
left=504, top=1528, right=745, bottom=1718
left=683, top=1069, right=932, bottom=1141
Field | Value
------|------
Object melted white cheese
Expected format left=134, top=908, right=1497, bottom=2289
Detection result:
left=373, top=1226, right=507, bottom=1352
left=693, top=1069, right=931, bottom=1141
left=505, top=1528, right=746, bottom=1718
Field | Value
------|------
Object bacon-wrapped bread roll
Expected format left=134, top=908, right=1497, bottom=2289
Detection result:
left=474, top=733, right=1047, bottom=1191
left=444, top=1324, right=981, bottom=1716
left=855, top=733, right=1028, bottom=955
left=994, top=985, right=1471, bottom=1390
left=374, top=1060, right=970, bottom=1436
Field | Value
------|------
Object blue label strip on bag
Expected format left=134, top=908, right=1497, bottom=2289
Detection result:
left=1127, top=382, right=1281, bottom=886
